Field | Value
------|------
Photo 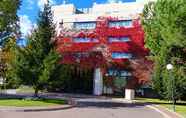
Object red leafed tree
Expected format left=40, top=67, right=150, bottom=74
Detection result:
left=126, top=58, right=153, bottom=89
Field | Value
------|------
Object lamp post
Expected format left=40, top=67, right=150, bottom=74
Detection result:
left=0, top=77, right=4, bottom=94
left=166, top=64, right=175, bottom=112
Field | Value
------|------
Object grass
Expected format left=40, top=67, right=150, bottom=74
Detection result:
left=0, top=98, right=67, bottom=107
left=16, top=85, right=47, bottom=94
left=16, top=86, right=35, bottom=93
left=136, top=98, right=186, bottom=118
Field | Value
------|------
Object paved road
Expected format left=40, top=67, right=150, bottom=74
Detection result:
left=0, top=98, right=165, bottom=118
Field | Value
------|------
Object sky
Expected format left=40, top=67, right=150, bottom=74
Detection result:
left=18, top=0, right=136, bottom=36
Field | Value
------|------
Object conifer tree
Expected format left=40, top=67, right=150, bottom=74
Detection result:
left=11, top=1, right=60, bottom=96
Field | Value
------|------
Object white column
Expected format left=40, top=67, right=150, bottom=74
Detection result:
left=93, top=68, right=103, bottom=95
left=125, top=89, right=135, bottom=100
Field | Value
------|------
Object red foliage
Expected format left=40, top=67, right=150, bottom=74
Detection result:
left=126, top=58, right=153, bottom=88
left=56, top=16, right=151, bottom=88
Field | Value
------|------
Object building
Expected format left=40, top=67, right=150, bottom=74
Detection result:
left=52, top=0, right=155, bottom=100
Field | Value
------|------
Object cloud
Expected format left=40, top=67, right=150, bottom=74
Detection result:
left=19, top=15, right=35, bottom=36
left=26, top=0, right=34, bottom=10
left=28, top=0, right=34, bottom=5
left=37, top=0, right=56, bottom=10
left=107, top=0, right=118, bottom=3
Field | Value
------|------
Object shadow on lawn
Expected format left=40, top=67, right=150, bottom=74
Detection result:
left=135, top=98, right=186, bottom=106
left=0, top=93, right=67, bottom=105
left=40, top=98, right=67, bottom=104
left=144, top=102, right=186, bottom=106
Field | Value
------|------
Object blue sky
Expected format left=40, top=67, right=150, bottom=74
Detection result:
left=18, top=0, right=136, bottom=36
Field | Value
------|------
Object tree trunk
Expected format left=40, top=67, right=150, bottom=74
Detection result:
left=34, top=88, right=39, bottom=97
left=174, top=99, right=177, bottom=104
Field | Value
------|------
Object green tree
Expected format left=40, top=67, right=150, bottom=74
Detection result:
left=4, top=39, right=21, bottom=88
left=9, top=2, right=60, bottom=96
left=142, top=0, right=186, bottom=100
left=0, top=0, right=20, bottom=33
left=0, top=0, right=21, bottom=86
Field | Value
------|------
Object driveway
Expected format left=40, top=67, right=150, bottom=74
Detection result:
left=0, top=97, right=165, bottom=118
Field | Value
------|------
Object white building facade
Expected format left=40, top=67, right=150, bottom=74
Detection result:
left=52, top=0, right=156, bottom=34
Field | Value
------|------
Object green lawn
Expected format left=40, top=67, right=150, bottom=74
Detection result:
left=16, top=86, right=35, bottom=93
left=136, top=98, right=186, bottom=118
left=0, top=99, right=67, bottom=107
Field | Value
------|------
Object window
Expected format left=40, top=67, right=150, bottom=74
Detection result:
left=109, top=20, right=132, bottom=28
left=73, top=38, right=98, bottom=43
left=107, top=69, right=131, bottom=77
left=120, top=70, right=132, bottom=77
left=112, top=52, right=132, bottom=59
left=108, top=37, right=130, bottom=43
left=74, top=22, right=96, bottom=29
left=74, top=52, right=89, bottom=58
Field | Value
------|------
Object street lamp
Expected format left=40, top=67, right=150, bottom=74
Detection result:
left=166, top=64, right=173, bottom=70
left=166, top=64, right=175, bottom=112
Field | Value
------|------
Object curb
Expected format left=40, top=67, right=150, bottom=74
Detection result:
left=146, top=105, right=183, bottom=118
left=0, top=105, right=76, bottom=112
left=155, top=105, right=184, bottom=118
left=146, top=105, right=171, bottom=118
left=0, top=99, right=77, bottom=112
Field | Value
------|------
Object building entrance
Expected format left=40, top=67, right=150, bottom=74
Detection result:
left=63, top=67, right=94, bottom=94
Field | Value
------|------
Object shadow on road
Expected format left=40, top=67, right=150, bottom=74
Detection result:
left=75, top=100, right=148, bottom=109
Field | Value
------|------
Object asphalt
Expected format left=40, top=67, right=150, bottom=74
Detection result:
left=0, top=107, right=165, bottom=118
left=1, top=93, right=182, bottom=118
left=0, top=97, right=166, bottom=118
